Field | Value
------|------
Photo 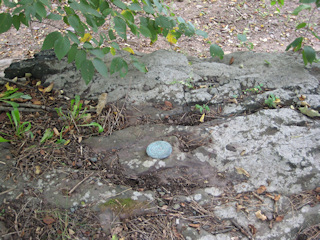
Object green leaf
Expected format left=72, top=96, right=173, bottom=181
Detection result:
left=35, top=1, right=47, bottom=18
left=110, top=42, right=120, bottom=50
left=12, top=15, right=20, bottom=30
left=292, top=4, right=311, bottom=15
left=110, top=57, right=128, bottom=77
left=79, top=122, right=104, bottom=133
left=195, top=29, right=208, bottom=38
left=81, top=59, right=95, bottom=84
left=40, top=128, right=53, bottom=144
left=112, top=0, right=127, bottom=9
left=75, top=49, right=86, bottom=69
left=155, top=15, right=172, bottom=29
left=143, top=5, right=155, bottom=14
left=108, top=29, right=116, bottom=40
left=46, top=13, right=62, bottom=20
left=68, top=15, right=85, bottom=35
left=67, top=30, right=80, bottom=44
left=210, top=44, right=224, bottom=60
left=128, top=2, right=141, bottom=11
left=139, top=25, right=151, bottom=37
left=0, top=13, right=12, bottom=34
left=285, top=37, right=303, bottom=51
left=302, top=46, right=316, bottom=65
left=296, top=22, right=307, bottom=29
left=19, top=13, right=28, bottom=26
left=68, top=44, right=78, bottom=63
left=54, top=35, right=70, bottom=60
left=42, top=31, right=62, bottom=50
left=311, top=31, right=320, bottom=40
left=114, top=16, right=127, bottom=39
left=0, top=136, right=11, bottom=142
left=90, top=48, right=105, bottom=59
left=299, top=0, right=316, bottom=3
left=93, top=58, right=109, bottom=78
left=121, top=10, right=134, bottom=23
left=237, top=34, right=247, bottom=42
left=299, top=106, right=320, bottom=117
left=131, top=56, right=147, bottom=73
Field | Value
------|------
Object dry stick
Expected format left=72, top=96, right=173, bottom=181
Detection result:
left=230, top=218, right=253, bottom=240
left=0, top=187, right=16, bottom=196
left=252, top=192, right=264, bottom=203
left=68, top=172, right=94, bottom=195
left=0, top=77, right=33, bottom=89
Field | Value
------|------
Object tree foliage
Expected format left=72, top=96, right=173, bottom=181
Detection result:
left=0, top=0, right=319, bottom=84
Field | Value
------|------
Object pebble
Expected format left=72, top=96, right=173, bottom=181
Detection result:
left=173, top=204, right=181, bottom=210
left=146, top=141, right=172, bottom=159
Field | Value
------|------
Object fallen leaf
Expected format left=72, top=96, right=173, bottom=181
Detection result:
left=274, top=194, right=281, bottom=201
left=164, top=101, right=173, bottom=109
left=42, top=82, right=54, bottom=93
left=255, top=210, right=267, bottom=221
left=315, top=187, right=320, bottom=193
left=229, top=56, right=234, bottom=65
left=80, top=33, right=92, bottom=42
left=199, top=113, right=205, bottom=122
left=228, top=98, right=238, bottom=104
left=96, top=93, right=108, bottom=116
left=240, top=150, right=246, bottom=156
left=300, top=101, right=310, bottom=107
left=299, top=106, right=320, bottom=118
left=35, top=165, right=41, bottom=175
left=36, top=81, right=41, bottom=86
left=40, top=149, right=46, bottom=155
left=189, top=223, right=201, bottom=229
left=236, top=203, right=245, bottom=212
left=69, top=229, right=75, bottom=235
left=25, top=73, right=32, bottom=78
left=275, top=215, right=284, bottom=222
left=235, top=167, right=250, bottom=177
left=31, top=99, right=42, bottom=105
left=43, top=216, right=55, bottom=225
left=248, top=224, right=257, bottom=235
left=78, top=136, right=82, bottom=143
left=53, top=127, right=60, bottom=136
left=299, top=95, right=306, bottom=101
left=5, top=82, right=15, bottom=91
left=257, top=185, right=267, bottom=194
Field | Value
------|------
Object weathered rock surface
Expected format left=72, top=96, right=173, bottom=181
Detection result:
left=1, top=50, right=320, bottom=239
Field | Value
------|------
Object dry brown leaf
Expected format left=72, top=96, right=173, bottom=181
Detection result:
left=229, top=56, right=234, bottom=65
left=299, top=95, right=306, bottom=101
left=248, top=224, right=257, bottom=235
left=236, top=203, right=245, bottom=212
left=43, top=82, right=54, bottom=93
left=35, top=165, right=41, bottom=175
left=235, top=167, right=250, bottom=177
left=78, top=136, right=82, bottom=143
left=315, top=187, right=320, bottom=193
left=228, top=98, right=238, bottom=104
left=257, top=185, right=267, bottom=194
left=274, top=194, right=281, bottom=201
left=255, top=210, right=267, bottom=221
left=275, top=215, right=284, bottom=222
left=96, top=93, right=108, bottom=116
left=43, top=216, right=55, bottom=225
left=32, top=99, right=42, bottom=105
left=240, top=150, right=246, bottom=156
left=53, top=127, right=60, bottom=136
left=189, top=223, right=201, bottom=229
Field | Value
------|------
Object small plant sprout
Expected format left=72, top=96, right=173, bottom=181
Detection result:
left=55, top=95, right=103, bottom=133
left=195, top=104, right=210, bottom=114
left=265, top=94, right=280, bottom=108
left=0, top=85, right=31, bottom=108
left=0, top=108, right=33, bottom=142
left=243, top=84, right=264, bottom=94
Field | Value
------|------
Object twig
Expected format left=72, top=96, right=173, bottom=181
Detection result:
left=252, top=192, right=264, bottom=203
left=68, top=172, right=94, bottom=195
left=0, top=187, right=16, bottom=196
left=230, top=218, right=253, bottom=239
left=0, top=77, right=33, bottom=89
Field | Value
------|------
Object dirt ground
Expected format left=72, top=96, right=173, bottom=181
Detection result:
left=0, top=0, right=319, bottom=61
left=0, top=0, right=320, bottom=239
